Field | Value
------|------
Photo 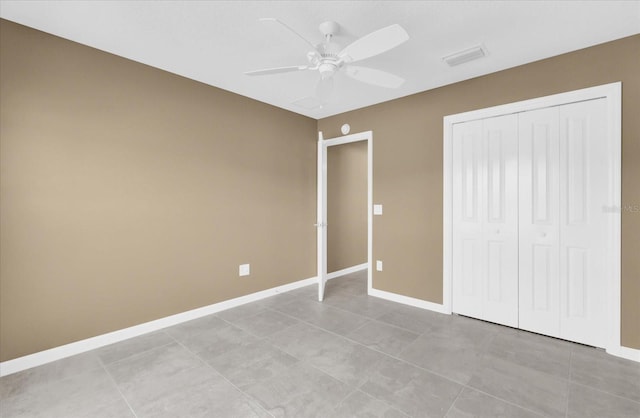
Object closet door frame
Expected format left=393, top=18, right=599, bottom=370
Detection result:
left=443, top=82, right=623, bottom=357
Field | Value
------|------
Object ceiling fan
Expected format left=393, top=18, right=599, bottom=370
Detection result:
left=245, top=18, right=410, bottom=102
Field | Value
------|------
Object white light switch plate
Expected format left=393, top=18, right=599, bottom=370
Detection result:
left=239, top=264, right=250, bottom=276
left=376, top=260, right=383, bottom=271
left=374, top=204, right=383, bottom=215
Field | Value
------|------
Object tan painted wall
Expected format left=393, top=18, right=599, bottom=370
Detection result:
left=327, top=141, right=367, bottom=273
left=0, top=20, right=317, bottom=361
left=318, top=35, right=640, bottom=349
left=2, top=18, right=638, bottom=362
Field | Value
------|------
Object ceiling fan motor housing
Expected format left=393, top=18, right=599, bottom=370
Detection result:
left=319, top=21, right=340, bottom=38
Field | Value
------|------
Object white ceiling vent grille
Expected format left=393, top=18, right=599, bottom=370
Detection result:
left=443, top=45, right=487, bottom=67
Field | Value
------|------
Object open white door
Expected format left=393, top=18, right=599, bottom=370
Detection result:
left=317, top=131, right=328, bottom=301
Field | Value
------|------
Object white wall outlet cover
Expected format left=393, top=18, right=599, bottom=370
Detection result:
left=239, top=264, right=250, bottom=276
left=376, top=260, right=383, bottom=271
left=373, top=204, right=383, bottom=215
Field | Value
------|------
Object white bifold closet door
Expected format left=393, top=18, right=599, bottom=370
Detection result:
left=452, top=114, right=519, bottom=327
left=519, top=99, right=608, bottom=347
left=452, top=98, right=608, bottom=347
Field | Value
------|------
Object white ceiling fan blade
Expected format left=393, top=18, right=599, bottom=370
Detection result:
left=345, top=66, right=405, bottom=88
left=244, top=65, right=308, bottom=76
left=259, top=18, right=318, bottom=51
left=315, top=76, right=334, bottom=103
left=338, top=24, right=409, bottom=63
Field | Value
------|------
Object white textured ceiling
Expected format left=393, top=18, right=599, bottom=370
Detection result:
left=1, top=1, right=639, bottom=119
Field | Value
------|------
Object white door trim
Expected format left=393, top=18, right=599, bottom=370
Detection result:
left=443, top=82, right=633, bottom=361
left=317, top=131, right=327, bottom=301
left=317, top=130, right=373, bottom=300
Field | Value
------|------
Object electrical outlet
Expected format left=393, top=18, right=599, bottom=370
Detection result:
left=376, top=260, right=383, bottom=271
left=239, top=264, right=250, bottom=276
left=374, top=204, right=383, bottom=215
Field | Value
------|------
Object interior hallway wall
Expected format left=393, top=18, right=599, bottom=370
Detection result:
left=327, top=141, right=368, bottom=273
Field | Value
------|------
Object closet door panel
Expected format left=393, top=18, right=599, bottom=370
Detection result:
left=451, top=95, right=612, bottom=348
left=482, top=115, right=519, bottom=327
left=518, top=107, right=561, bottom=338
left=452, top=120, right=484, bottom=318
left=559, top=99, right=608, bottom=347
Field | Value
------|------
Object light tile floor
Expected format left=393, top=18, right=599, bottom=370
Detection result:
left=1, top=270, right=639, bottom=417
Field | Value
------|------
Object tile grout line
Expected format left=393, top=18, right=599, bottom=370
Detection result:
left=265, top=306, right=473, bottom=414
left=270, top=297, right=426, bottom=349
left=102, top=326, right=275, bottom=417
left=163, top=281, right=638, bottom=416
left=277, top=362, right=369, bottom=416
left=216, top=308, right=304, bottom=341
left=333, top=386, right=360, bottom=408
left=453, top=348, right=561, bottom=417
left=166, top=330, right=277, bottom=418
left=287, top=284, right=504, bottom=342
left=97, top=355, right=140, bottom=418
left=188, top=297, right=617, bottom=418
left=5, top=276, right=633, bottom=418
left=272, top=300, right=554, bottom=417
left=99, top=334, right=177, bottom=368
left=569, top=348, right=640, bottom=404
left=359, top=315, right=426, bottom=338
left=108, top=302, right=571, bottom=418
left=203, top=302, right=387, bottom=410
left=0, top=362, right=106, bottom=404
left=269, top=306, right=394, bottom=357
left=225, top=285, right=427, bottom=355
left=117, top=282, right=596, bottom=418
left=340, top=317, right=373, bottom=336
left=569, top=380, right=640, bottom=405
left=94, top=278, right=633, bottom=418
left=228, top=307, right=410, bottom=413
left=276, top=287, right=386, bottom=323
left=441, top=385, right=464, bottom=418
left=457, top=385, right=547, bottom=417
left=347, top=388, right=413, bottom=418
left=294, top=359, right=408, bottom=416
left=565, top=348, right=573, bottom=418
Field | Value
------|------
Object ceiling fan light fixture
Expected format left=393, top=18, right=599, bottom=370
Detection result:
left=318, top=62, right=338, bottom=78
left=443, top=45, right=487, bottom=67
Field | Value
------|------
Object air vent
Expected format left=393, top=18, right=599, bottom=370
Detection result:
left=443, top=45, right=487, bottom=67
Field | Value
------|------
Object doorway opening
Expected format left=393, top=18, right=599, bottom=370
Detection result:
left=317, top=130, right=373, bottom=301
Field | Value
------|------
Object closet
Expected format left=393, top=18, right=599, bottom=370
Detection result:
left=450, top=94, right=613, bottom=348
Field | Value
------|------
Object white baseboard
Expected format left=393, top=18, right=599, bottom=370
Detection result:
left=0, top=276, right=317, bottom=377
left=5, top=272, right=635, bottom=377
left=368, top=288, right=449, bottom=315
left=369, top=289, right=640, bottom=362
left=607, top=344, right=640, bottom=363
left=368, top=288, right=640, bottom=363
left=326, top=263, right=368, bottom=281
